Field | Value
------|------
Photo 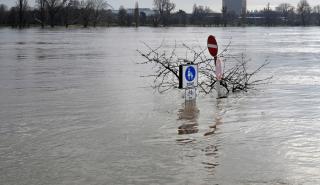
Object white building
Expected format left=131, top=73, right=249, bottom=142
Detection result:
left=222, top=0, right=246, bottom=16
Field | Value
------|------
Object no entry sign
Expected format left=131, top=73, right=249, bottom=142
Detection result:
left=207, top=35, right=218, bottom=57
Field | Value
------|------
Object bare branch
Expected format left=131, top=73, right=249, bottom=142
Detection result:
left=138, top=42, right=271, bottom=95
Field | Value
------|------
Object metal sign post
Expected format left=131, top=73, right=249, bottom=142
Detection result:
left=215, top=58, right=223, bottom=98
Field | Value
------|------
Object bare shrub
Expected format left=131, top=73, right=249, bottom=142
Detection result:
left=137, top=42, right=272, bottom=95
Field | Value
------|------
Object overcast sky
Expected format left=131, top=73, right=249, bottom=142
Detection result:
left=0, top=0, right=319, bottom=13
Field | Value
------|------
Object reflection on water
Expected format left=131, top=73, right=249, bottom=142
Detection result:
left=204, top=119, right=218, bottom=137
left=176, top=98, right=224, bottom=174
left=177, top=99, right=224, bottom=137
left=201, top=100, right=224, bottom=171
left=177, top=100, right=199, bottom=135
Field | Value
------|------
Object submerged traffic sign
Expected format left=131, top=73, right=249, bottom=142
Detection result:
left=207, top=35, right=218, bottom=57
left=179, top=64, right=198, bottom=89
left=185, top=88, right=196, bottom=101
left=185, top=66, right=196, bottom=82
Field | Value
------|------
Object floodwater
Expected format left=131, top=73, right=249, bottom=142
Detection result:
left=1, top=27, right=320, bottom=185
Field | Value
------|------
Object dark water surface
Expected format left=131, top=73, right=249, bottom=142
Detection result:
left=1, top=27, right=320, bottom=185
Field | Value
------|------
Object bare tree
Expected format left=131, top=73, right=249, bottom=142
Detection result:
left=134, top=1, right=139, bottom=27
left=8, top=7, right=18, bottom=27
left=62, top=0, right=72, bottom=28
left=118, top=6, right=127, bottom=26
left=314, top=5, right=320, bottom=25
left=191, top=4, right=213, bottom=26
left=62, top=0, right=81, bottom=28
left=105, top=9, right=113, bottom=26
left=153, top=0, right=175, bottom=26
left=276, top=3, right=292, bottom=15
left=287, top=6, right=296, bottom=25
left=276, top=3, right=293, bottom=24
left=0, top=4, right=8, bottom=25
left=80, top=0, right=93, bottom=27
left=176, top=10, right=187, bottom=26
left=35, top=0, right=46, bottom=28
left=90, top=0, right=109, bottom=27
left=263, top=3, right=273, bottom=26
left=16, top=0, right=28, bottom=28
left=137, top=42, right=271, bottom=95
left=297, top=0, right=311, bottom=26
left=45, top=0, right=68, bottom=27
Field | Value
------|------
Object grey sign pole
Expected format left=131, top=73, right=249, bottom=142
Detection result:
left=215, top=57, right=223, bottom=99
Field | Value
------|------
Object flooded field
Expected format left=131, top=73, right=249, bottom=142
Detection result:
left=1, top=27, right=320, bottom=185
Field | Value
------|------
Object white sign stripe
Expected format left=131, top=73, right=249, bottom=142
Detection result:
left=207, top=44, right=218, bottom=49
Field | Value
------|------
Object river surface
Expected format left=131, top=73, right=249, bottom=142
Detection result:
left=1, top=27, right=320, bottom=185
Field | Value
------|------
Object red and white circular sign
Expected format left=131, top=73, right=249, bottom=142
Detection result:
left=207, top=35, right=218, bottom=57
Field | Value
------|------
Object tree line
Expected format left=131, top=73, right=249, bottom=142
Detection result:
left=0, top=0, right=114, bottom=28
left=247, top=1, right=320, bottom=26
left=0, top=0, right=320, bottom=28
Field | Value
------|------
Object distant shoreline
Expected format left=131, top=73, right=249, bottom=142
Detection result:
left=1, top=25, right=319, bottom=29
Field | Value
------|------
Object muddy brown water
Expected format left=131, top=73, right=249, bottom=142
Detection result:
left=1, top=27, right=320, bottom=184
